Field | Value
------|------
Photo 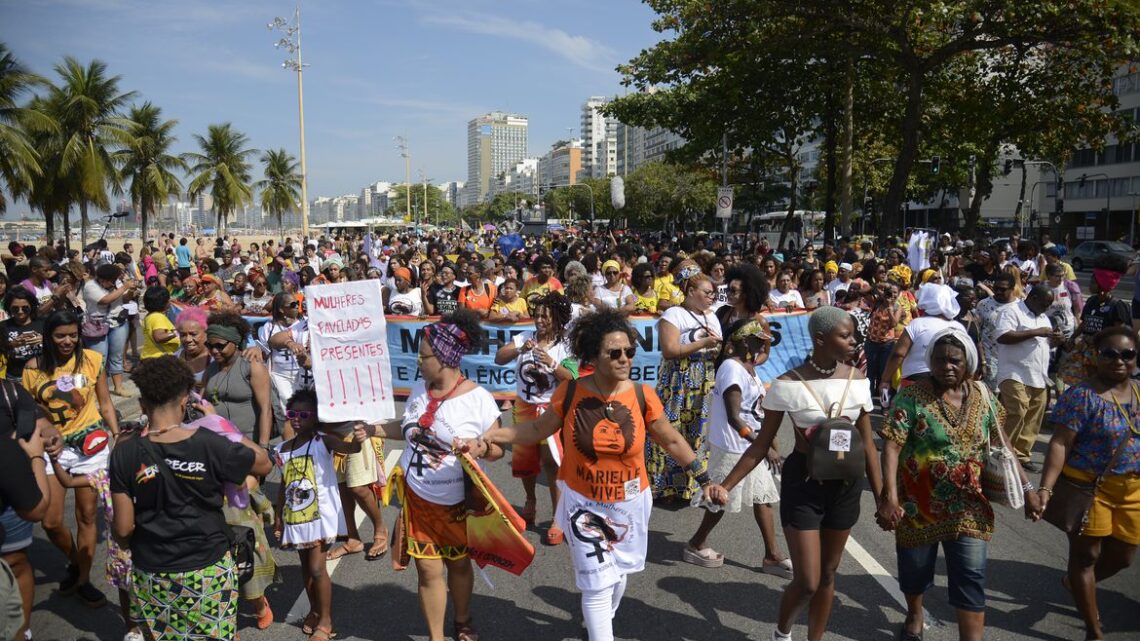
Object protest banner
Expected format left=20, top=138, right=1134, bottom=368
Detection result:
left=305, top=280, right=396, bottom=422
left=385, top=311, right=814, bottom=399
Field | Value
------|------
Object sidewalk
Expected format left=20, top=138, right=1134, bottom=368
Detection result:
left=109, top=377, right=144, bottom=423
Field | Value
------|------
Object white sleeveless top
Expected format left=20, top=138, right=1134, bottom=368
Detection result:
left=762, top=375, right=873, bottom=429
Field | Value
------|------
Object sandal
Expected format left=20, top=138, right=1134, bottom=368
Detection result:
left=365, top=534, right=389, bottom=561
left=308, top=624, right=337, bottom=641
left=545, top=526, right=564, bottom=546
left=454, top=618, right=479, bottom=641
left=256, top=596, right=273, bottom=630
left=300, top=612, right=318, bottom=635
left=682, top=544, right=724, bottom=568
left=760, top=557, right=794, bottom=579
left=326, top=541, right=364, bottom=560
left=520, top=498, right=536, bottom=526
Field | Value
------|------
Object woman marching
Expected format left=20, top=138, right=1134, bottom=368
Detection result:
left=684, top=319, right=791, bottom=577
left=493, top=292, right=576, bottom=545
left=470, top=307, right=709, bottom=641
left=704, top=306, right=884, bottom=641
left=878, top=328, right=1030, bottom=641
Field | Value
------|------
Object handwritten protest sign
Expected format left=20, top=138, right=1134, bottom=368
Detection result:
left=305, top=280, right=395, bottom=422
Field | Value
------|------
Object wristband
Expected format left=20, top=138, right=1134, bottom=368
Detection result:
left=1038, top=486, right=1053, bottom=495
left=1021, top=480, right=1035, bottom=493
left=693, top=471, right=711, bottom=486
left=686, top=459, right=702, bottom=475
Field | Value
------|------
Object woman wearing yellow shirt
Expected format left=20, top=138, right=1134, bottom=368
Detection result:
left=632, top=264, right=660, bottom=315
left=141, top=286, right=179, bottom=359
left=490, top=278, right=529, bottom=322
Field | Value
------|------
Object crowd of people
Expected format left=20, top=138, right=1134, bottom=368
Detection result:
left=0, top=226, right=1137, bottom=641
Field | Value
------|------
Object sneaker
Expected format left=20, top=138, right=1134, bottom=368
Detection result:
left=74, top=582, right=107, bottom=608
left=123, top=630, right=145, bottom=641
left=58, top=563, right=80, bottom=595
left=771, top=629, right=793, bottom=641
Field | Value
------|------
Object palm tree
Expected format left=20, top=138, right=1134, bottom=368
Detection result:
left=23, top=95, right=70, bottom=241
left=115, top=102, right=185, bottom=243
left=183, top=123, right=255, bottom=235
left=256, top=148, right=301, bottom=240
left=49, top=56, right=135, bottom=245
left=0, top=43, right=51, bottom=213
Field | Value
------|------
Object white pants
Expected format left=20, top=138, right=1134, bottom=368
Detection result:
left=581, top=574, right=627, bottom=641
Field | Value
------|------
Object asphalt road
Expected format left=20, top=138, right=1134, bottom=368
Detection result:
left=24, top=398, right=1140, bottom=641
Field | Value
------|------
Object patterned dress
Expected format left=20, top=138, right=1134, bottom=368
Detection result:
left=880, top=381, right=1002, bottom=548
left=649, top=357, right=716, bottom=500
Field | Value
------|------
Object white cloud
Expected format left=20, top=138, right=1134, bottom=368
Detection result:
left=422, top=12, right=619, bottom=74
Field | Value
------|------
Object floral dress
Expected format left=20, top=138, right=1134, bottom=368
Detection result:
left=880, top=381, right=1002, bottom=548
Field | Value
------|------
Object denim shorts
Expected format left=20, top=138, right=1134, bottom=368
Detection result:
left=897, top=535, right=988, bottom=612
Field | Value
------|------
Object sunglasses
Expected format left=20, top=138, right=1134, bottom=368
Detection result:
left=605, top=270, right=619, bottom=276
left=286, top=409, right=315, bottom=420
left=287, top=301, right=300, bottom=309
left=1099, top=348, right=1137, bottom=361
left=606, top=347, right=637, bottom=360
left=8, top=305, right=30, bottom=312
left=205, top=342, right=231, bottom=352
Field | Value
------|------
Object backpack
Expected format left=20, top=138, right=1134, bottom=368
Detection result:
left=790, top=367, right=866, bottom=482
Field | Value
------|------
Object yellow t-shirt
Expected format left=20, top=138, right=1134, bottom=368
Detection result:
left=142, top=311, right=180, bottom=359
left=633, top=290, right=659, bottom=314
left=654, top=276, right=683, bottom=306
left=491, top=297, right=529, bottom=318
left=23, top=350, right=105, bottom=438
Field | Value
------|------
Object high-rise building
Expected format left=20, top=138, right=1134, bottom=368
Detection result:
left=539, top=140, right=583, bottom=190
left=464, top=112, right=529, bottom=204
left=579, top=96, right=618, bottom=180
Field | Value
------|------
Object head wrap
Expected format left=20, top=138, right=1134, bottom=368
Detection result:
left=201, top=274, right=222, bottom=288
left=824, top=261, right=839, bottom=274
left=282, top=270, right=300, bottom=289
left=677, top=264, right=702, bottom=282
left=1093, top=268, right=1122, bottom=293
left=916, top=283, right=961, bottom=319
left=887, top=264, right=912, bottom=286
left=206, top=324, right=244, bottom=348
left=838, top=262, right=853, bottom=272
left=601, top=259, right=621, bottom=274
left=393, top=266, right=412, bottom=282
left=924, top=326, right=979, bottom=378
left=919, top=268, right=939, bottom=285
left=324, top=256, right=344, bottom=271
left=424, top=322, right=470, bottom=368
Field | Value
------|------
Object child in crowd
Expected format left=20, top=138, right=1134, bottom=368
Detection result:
left=489, top=278, right=528, bottom=322
left=274, top=389, right=369, bottom=641
left=685, top=319, right=791, bottom=577
left=140, top=286, right=179, bottom=359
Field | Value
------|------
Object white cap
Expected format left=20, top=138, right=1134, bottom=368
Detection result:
left=839, top=262, right=853, bottom=271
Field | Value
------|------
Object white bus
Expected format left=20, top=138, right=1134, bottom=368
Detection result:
left=750, top=210, right=825, bottom=250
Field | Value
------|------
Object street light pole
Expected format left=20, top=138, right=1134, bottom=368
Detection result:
left=269, top=4, right=310, bottom=239
left=395, top=136, right=412, bottom=231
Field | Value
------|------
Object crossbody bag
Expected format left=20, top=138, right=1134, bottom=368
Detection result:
left=790, top=367, right=865, bottom=482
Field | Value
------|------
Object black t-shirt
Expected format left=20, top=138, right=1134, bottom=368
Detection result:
left=966, top=264, right=998, bottom=289
left=109, top=429, right=254, bottom=573
left=0, top=435, right=42, bottom=548
left=1079, top=296, right=1131, bottom=336
left=428, top=284, right=460, bottom=316
left=1, top=319, right=43, bottom=379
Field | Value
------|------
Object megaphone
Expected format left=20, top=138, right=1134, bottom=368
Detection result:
left=610, top=176, right=625, bottom=210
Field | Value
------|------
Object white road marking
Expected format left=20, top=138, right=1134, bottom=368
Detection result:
left=844, top=535, right=941, bottom=629
left=285, top=447, right=403, bottom=623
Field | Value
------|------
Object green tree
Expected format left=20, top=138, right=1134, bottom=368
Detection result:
left=183, top=123, right=256, bottom=235
left=256, top=148, right=301, bottom=239
left=620, top=161, right=718, bottom=230
left=385, top=183, right=455, bottom=226
left=22, top=95, right=69, bottom=241
left=114, top=102, right=185, bottom=244
left=49, top=56, right=135, bottom=245
left=0, top=43, right=50, bottom=214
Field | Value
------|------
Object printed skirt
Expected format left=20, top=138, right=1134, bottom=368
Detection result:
left=647, top=354, right=716, bottom=501
left=131, top=554, right=238, bottom=641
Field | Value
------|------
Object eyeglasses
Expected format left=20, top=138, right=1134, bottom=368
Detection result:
left=205, top=342, right=231, bottom=352
left=287, top=302, right=300, bottom=309
left=605, top=270, right=619, bottom=276
left=727, top=286, right=742, bottom=294
left=417, top=353, right=438, bottom=366
left=286, top=409, right=314, bottom=420
left=8, top=304, right=30, bottom=313
left=605, top=347, right=637, bottom=360
left=1099, top=348, right=1137, bottom=361
left=695, top=288, right=716, bottom=298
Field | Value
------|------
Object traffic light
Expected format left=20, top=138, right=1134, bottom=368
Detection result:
left=931, top=156, right=940, bottom=175
left=1003, top=160, right=1013, bottom=176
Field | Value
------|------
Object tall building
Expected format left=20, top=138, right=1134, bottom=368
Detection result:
left=614, top=122, right=646, bottom=176
left=579, top=96, right=619, bottom=180
left=464, top=112, right=529, bottom=204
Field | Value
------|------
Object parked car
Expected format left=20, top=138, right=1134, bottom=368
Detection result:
left=1069, top=240, right=1134, bottom=271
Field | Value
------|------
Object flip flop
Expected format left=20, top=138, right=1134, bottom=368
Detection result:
left=365, top=535, right=389, bottom=561
left=301, top=612, right=318, bottom=635
left=308, top=624, right=337, bottom=641
left=682, top=544, right=724, bottom=568
left=761, top=558, right=794, bottom=579
left=326, top=541, right=364, bottom=561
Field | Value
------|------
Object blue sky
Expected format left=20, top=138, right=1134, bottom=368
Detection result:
left=2, top=0, right=662, bottom=208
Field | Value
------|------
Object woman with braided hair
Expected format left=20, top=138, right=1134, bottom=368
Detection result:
left=494, top=291, right=577, bottom=545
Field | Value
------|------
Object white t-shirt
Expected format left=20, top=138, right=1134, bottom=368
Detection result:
left=995, top=301, right=1051, bottom=389
left=511, top=331, right=573, bottom=405
left=769, top=289, right=804, bottom=310
left=900, top=315, right=957, bottom=378
left=659, top=305, right=719, bottom=346
left=763, top=373, right=873, bottom=429
left=388, top=288, right=423, bottom=315
left=1048, top=282, right=1076, bottom=338
left=825, top=278, right=850, bottom=298
left=398, top=382, right=501, bottom=505
left=257, top=319, right=306, bottom=380
left=708, top=359, right=765, bottom=453
left=594, top=283, right=633, bottom=309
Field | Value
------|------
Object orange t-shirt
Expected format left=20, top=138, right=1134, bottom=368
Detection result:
left=549, top=377, right=664, bottom=503
left=459, top=282, right=497, bottom=313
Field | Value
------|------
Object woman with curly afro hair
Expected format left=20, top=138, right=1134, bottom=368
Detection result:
left=469, top=307, right=706, bottom=641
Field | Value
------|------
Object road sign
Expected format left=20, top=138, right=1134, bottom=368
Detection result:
left=716, top=186, right=733, bottom=219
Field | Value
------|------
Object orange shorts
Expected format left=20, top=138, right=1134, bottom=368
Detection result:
left=1062, top=466, right=1140, bottom=545
left=403, top=485, right=469, bottom=560
left=511, top=399, right=547, bottom=478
